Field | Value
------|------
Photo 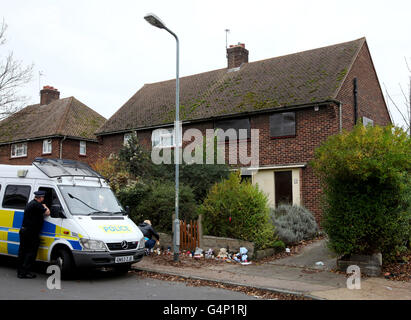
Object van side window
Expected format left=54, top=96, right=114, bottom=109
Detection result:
left=2, top=185, right=31, bottom=209
left=38, top=187, right=62, bottom=210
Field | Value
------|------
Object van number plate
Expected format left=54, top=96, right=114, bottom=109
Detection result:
left=115, top=256, right=134, bottom=263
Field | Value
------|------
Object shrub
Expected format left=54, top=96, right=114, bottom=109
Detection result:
left=312, top=125, right=411, bottom=261
left=270, top=204, right=319, bottom=245
left=118, top=179, right=198, bottom=233
left=199, top=172, right=278, bottom=250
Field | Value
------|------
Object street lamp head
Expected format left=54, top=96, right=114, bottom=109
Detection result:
left=144, top=13, right=166, bottom=29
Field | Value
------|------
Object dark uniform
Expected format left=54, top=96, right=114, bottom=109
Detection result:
left=17, top=194, right=47, bottom=278
left=138, top=222, right=159, bottom=250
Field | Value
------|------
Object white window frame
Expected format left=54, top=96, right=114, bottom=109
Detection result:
left=11, top=143, right=27, bottom=158
left=42, top=139, right=52, bottom=154
left=362, top=116, right=374, bottom=127
left=79, top=141, right=87, bottom=156
left=151, top=127, right=182, bottom=148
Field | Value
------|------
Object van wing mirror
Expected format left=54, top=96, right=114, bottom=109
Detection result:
left=50, top=204, right=65, bottom=218
left=125, top=206, right=130, bottom=216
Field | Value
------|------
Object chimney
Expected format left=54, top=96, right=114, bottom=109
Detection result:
left=40, top=85, right=60, bottom=105
left=226, top=43, right=248, bottom=69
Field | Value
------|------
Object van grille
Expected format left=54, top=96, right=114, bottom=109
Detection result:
left=106, top=241, right=138, bottom=251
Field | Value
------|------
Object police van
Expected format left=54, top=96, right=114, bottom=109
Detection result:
left=0, top=158, right=145, bottom=277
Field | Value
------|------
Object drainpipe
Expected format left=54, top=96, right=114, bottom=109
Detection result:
left=353, top=78, right=358, bottom=125
left=59, top=136, right=67, bottom=159
left=338, top=102, right=343, bottom=133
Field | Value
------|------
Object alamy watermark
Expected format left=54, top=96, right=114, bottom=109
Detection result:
left=150, top=122, right=260, bottom=171
left=346, top=265, right=361, bottom=290
left=46, top=265, right=61, bottom=290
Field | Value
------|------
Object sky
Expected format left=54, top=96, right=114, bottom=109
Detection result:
left=1, top=0, right=410, bottom=129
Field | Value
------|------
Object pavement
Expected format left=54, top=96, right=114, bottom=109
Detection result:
left=132, top=240, right=411, bottom=300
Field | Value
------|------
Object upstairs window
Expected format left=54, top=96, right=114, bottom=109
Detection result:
left=123, top=133, right=133, bottom=146
left=42, top=139, right=52, bottom=154
left=79, top=141, right=87, bottom=156
left=152, top=127, right=181, bottom=148
left=270, top=112, right=296, bottom=138
left=214, top=118, right=251, bottom=141
left=2, top=185, right=31, bottom=209
left=11, top=143, right=27, bottom=158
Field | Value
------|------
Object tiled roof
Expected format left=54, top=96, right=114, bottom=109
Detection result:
left=0, top=96, right=106, bottom=143
left=98, top=37, right=365, bottom=135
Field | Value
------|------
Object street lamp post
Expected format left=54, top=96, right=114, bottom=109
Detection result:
left=144, top=13, right=180, bottom=262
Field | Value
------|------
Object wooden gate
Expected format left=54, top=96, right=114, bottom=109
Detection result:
left=180, top=220, right=200, bottom=251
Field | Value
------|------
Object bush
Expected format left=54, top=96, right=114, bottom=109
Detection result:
left=199, top=172, right=278, bottom=250
left=118, top=179, right=198, bottom=233
left=270, top=205, right=319, bottom=245
left=312, top=125, right=411, bottom=261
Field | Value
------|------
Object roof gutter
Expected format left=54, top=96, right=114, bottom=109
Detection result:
left=0, top=134, right=99, bottom=146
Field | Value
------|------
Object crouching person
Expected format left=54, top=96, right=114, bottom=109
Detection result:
left=138, top=220, right=159, bottom=255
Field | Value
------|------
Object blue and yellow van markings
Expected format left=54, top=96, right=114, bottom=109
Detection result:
left=99, top=225, right=132, bottom=233
left=0, top=209, right=83, bottom=258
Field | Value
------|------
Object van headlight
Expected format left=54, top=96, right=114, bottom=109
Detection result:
left=137, top=238, right=145, bottom=249
left=80, top=239, right=107, bottom=251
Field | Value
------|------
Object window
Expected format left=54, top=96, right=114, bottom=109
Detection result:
left=214, top=118, right=251, bottom=141
left=270, top=112, right=296, bottom=138
left=362, top=116, right=374, bottom=127
left=2, top=185, right=31, bottom=209
left=79, top=141, right=86, bottom=155
left=152, top=127, right=181, bottom=148
left=42, top=139, right=52, bottom=154
left=123, top=133, right=133, bottom=146
left=11, top=143, right=27, bottom=158
left=38, top=187, right=62, bottom=217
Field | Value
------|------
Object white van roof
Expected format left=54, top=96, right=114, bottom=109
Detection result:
left=0, top=164, right=47, bottom=179
left=0, top=158, right=103, bottom=180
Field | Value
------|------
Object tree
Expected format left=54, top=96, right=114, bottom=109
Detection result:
left=118, top=133, right=230, bottom=203
left=0, top=19, right=33, bottom=120
left=384, top=57, right=411, bottom=135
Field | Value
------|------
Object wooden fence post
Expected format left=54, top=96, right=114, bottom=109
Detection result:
left=198, top=214, right=203, bottom=249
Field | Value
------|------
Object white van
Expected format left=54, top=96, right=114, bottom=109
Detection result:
left=0, top=158, right=145, bottom=277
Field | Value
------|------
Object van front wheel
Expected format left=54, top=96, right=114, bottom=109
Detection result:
left=52, top=248, right=75, bottom=279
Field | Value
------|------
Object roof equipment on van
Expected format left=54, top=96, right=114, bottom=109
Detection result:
left=32, top=158, right=103, bottom=179
left=17, top=169, right=28, bottom=178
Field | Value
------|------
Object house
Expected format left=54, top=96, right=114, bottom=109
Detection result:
left=0, top=86, right=106, bottom=166
left=96, top=38, right=391, bottom=222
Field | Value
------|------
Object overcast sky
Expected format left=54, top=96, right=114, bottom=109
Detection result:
left=1, top=0, right=410, bottom=129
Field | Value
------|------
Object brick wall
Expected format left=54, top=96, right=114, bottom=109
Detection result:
left=337, top=41, right=391, bottom=129
left=0, top=138, right=100, bottom=166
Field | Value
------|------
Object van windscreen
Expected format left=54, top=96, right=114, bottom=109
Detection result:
left=58, top=186, right=123, bottom=215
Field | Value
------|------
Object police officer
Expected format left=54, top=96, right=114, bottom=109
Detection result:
left=17, top=191, right=50, bottom=279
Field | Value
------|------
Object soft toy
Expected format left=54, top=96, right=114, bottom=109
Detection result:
left=217, top=248, right=228, bottom=259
